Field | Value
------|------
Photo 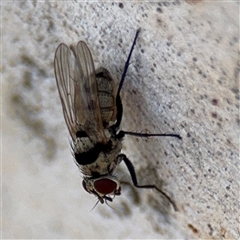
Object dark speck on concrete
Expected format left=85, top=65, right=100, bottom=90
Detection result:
left=236, top=118, right=240, bottom=126
left=166, top=41, right=172, bottom=47
left=207, top=223, right=213, bottom=236
left=211, top=98, right=219, bottom=106
left=190, top=108, right=195, bottom=114
left=172, top=0, right=180, bottom=5
left=118, top=3, right=124, bottom=9
left=231, top=87, right=239, bottom=95
left=192, top=57, right=197, bottom=62
left=163, top=2, right=170, bottom=7
left=211, top=112, right=217, bottom=118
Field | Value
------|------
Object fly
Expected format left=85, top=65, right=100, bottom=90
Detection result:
left=54, top=29, right=181, bottom=210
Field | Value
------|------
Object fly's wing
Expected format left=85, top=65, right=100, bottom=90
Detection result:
left=54, top=42, right=107, bottom=144
left=54, top=43, right=77, bottom=140
left=74, top=41, right=107, bottom=143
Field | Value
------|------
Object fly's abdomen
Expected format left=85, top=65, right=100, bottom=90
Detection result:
left=96, top=68, right=117, bottom=127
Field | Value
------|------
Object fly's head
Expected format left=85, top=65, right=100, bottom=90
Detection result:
left=82, top=175, right=121, bottom=203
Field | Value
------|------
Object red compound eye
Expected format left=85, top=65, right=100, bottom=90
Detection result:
left=94, top=178, right=117, bottom=195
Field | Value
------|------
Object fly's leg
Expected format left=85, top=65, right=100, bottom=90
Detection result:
left=118, top=154, right=178, bottom=211
left=118, top=131, right=182, bottom=140
left=114, top=28, right=141, bottom=129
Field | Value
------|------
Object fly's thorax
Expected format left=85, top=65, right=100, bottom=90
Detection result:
left=74, top=133, right=95, bottom=154
left=95, top=68, right=117, bottom=128
left=78, top=136, right=122, bottom=177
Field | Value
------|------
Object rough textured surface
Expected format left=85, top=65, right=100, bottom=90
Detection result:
left=2, top=1, right=239, bottom=239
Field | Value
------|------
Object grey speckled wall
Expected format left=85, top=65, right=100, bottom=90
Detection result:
left=2, top=1, right=238, bottom=239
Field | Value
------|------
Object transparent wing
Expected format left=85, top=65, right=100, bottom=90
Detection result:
left=54, top=43, right=76, bottom=140
left=54, top=42, right=107, bottom=143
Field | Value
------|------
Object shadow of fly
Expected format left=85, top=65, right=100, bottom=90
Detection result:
left=54, top=29, right=181, bottom=211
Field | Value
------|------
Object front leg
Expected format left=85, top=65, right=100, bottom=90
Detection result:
left=117, top=154, right=178, bottom=211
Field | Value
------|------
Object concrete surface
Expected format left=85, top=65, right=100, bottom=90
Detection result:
left=2, top=1, right=239, bottom=239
